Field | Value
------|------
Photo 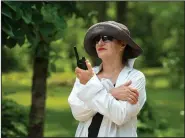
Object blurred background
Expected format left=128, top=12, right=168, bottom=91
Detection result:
left=2, top=1, right=184, bottom=137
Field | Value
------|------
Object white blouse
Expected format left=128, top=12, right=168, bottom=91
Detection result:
left=68, top=59, right=146, bottom=137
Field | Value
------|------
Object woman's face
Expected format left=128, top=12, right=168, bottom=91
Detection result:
left=95, top=36, right=125, bottom=60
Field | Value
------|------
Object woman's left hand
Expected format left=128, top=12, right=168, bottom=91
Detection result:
left=110, top=81, right=139, bottom=104
left=75, top=60, right=95, bottom=85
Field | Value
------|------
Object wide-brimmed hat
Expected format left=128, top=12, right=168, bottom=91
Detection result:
left=84, top=21, right=143, bottom=59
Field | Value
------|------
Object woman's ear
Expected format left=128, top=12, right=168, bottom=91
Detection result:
left=120, top=42, right=127, bottom=49
left=122, top=41, right=127, bottom=47
left=118, top=40, right=127, bottom=52
left=120, top=45, right=125, bottom=52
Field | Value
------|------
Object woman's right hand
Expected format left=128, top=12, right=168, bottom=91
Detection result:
left=110, top=80, right=139, bottom=104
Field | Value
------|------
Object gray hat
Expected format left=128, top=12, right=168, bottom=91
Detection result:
left=84, top=21, right=143, bottom=59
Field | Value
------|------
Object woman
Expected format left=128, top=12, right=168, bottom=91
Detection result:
left=68, top=21, right=146, bottom=137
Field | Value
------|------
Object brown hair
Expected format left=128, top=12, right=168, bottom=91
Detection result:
left=122, top=45, right=132, bottom=64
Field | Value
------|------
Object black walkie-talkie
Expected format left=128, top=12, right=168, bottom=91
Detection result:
left=74, top=46, right=88, bottom=70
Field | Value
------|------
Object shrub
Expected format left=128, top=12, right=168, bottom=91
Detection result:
left=138, top=101, right=168, bottom=136
left=2, top=98, right=28, bottom=137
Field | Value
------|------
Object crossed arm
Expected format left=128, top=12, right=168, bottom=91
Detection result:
left=68, top=73, right=146, bottom=125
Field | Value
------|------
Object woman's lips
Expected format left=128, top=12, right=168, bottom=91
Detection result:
left=98, top=48, right=106, bottom=51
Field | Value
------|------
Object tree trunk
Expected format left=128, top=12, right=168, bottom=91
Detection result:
left=97, top=1, right=107, bottom=22
left=28, top=57, right=49, bottom=138
left=116, top=1, right=128, bottom=24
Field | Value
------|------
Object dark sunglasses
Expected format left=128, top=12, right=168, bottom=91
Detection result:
left=94, top=35, right=114, bottom=44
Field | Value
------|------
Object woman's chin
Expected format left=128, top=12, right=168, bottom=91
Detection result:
left=97, top=53, right=110, bottom=59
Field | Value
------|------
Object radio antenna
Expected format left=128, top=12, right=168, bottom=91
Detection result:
left=74, top=46, right=79, bottom=61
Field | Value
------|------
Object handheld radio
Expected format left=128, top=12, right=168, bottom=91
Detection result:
left=74, top=46, right=88, bottom=70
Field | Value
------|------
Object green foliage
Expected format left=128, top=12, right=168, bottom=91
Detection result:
left=127, top=2, right=184, bottom=68
left=152, top=2, right=184, bottom=89
left=2, top=46, right=30, bottom=73
left=2, top=1, right=79, bottom=74
left=126, top=2, right=184, bottom=89
left=138, top=101, right=168, bottom=135
left=2, top=98, right=28, bottom=137
left=47, top=16, right=88, bottom=73
left=3, top=2, right=183, bottom=77
left=2, top=1, right=76, bottom=57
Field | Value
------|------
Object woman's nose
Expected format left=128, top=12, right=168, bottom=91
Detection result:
left=97, top=38, right=105, bottom=46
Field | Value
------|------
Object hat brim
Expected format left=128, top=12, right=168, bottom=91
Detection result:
left=84, top=22, right=143, bottom=59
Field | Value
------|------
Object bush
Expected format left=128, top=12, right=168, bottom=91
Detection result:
left=2, top=46, right=30, bottom=73
left=2, top=98, right=28, bottom=137
left=138, top=101, right=168, bottom=136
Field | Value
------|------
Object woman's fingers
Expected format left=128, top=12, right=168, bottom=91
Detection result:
left=75, top=67, right=83, bottom=74
left=125, top=89, right=137, bottom=104
left=76, top=73, right=81, bottom=79
left=75, top=60, right=94, bottom=85
left=75, top=67, right=83, bottom=80
left=112, top=87, right=139, bottom=104
left=86, top=60, right=93, bottom=72
left=128, top=93, right=138, bottom=104
left=127, top=97, right=135, bottom=104
left=114, top=93, right=126, bottom=101
left=128, top=87, right=139, bottom=96
left=130, top=90, right=139, bottom=99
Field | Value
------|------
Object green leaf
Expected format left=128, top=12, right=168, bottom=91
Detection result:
left=14, top=28, right=25, bottom=39
left=2, top=32, right=8, bottom=47
left=43, top=43, right=49, bottom=52
left=47, top=70, right=51, bottom=78
left=39, top=23, right=55, bottom=36
left=9, top=22, right=24, bottom=43
left=34, top=42, right=49, bottom=59
left=3, top=1, right=18, bottom=12
left=2, top=19, right=14, bottom=37
left=15, top=8, right=23, bottom=20
left=53, top=30, right=63, bottom=40
left=39, top=23, right=56, bottom=42
left=26, top=31, right=40, bottom=47
left=50, top=62, right=56, bottom=72
left=22, top=9, right=32, bottom=24
left=35, top=3, right=43, bottom=11
left=32, top=11, right=43, bottom=25
left=2, top=5, right=12, bottom=19
left=6, top=38, right=17, bottom=48
left=17, top=38, right=25, bottom=47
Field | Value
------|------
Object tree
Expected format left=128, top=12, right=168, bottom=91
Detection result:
left=116, top=1, right=128, bottom=24
left=2, top=1, right=77, bottom=137
left=127, top=2, right=184, bottom=88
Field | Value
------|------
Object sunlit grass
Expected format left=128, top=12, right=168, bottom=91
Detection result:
left=5, top=92, right=31, bottom=106
left=141, top=67, right=169, bottom=76
left=4, top=88, right=71, bottom=110
left=46, top=96, right=69, bottom=110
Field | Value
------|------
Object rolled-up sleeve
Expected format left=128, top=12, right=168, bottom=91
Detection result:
left=77, top=72, right=146, bottom=125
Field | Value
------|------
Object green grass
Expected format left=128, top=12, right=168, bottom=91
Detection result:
left=145, top=88, right=184, bottom=137
left=2, top=70, right=184, bottom=137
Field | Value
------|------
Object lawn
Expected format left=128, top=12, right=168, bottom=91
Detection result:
left=2, top=69, right=184, bottom=137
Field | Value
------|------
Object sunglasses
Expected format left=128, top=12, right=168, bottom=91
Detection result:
left=94, top=35, right=114, bottom=44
